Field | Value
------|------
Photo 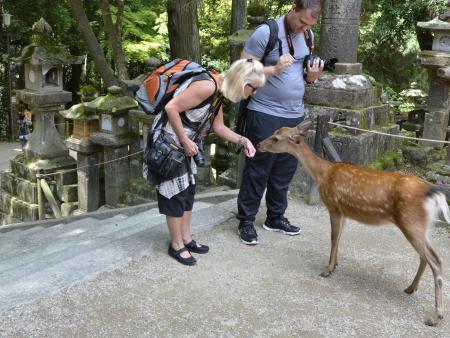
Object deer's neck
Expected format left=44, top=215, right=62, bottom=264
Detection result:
left=292, top=142, right=331, bottom=185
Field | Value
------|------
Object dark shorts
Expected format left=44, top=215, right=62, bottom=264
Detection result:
left=157, top=184, right=196, bottom=217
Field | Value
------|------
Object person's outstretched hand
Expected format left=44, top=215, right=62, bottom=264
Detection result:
left=241, top=137, right=256, bottom=158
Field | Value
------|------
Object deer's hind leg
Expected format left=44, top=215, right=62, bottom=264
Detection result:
left=321, top=211, right=344, bottom=278
left=398, top=220, right=444, bottom=326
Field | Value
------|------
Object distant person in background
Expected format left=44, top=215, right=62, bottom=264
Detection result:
left=17, top=111, right=32, bottom=150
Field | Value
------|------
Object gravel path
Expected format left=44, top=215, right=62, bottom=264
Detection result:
left=1, top=197, right=449, bottom=337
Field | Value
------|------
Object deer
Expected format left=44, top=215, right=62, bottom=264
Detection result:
left=258, top=120, right=450, bottom=326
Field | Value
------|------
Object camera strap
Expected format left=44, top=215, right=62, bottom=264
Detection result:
left=283, top=15, right=313, bottom=57
left=155, top=92, right=224, bottom=146
left=191, top=93, right=224, bottom=141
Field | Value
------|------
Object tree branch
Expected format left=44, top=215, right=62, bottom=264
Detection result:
left=68, top=0, right=120, bottom=88
left=100, top=0, right=129, bottom=81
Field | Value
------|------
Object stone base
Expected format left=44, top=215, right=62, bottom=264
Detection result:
left=217, top=167, right=238, bottom=188
left=1, top=172, right=38, bottom=204
left=0, top=190, right=39, bottom=222
left=334, top=63, right=363, bottom=75
left=61, top=202, right=79, bottom=217
left=10, top=155, right=77, bottom=183
left=0, top=154, right=78, bottom=223
left=305, top=103, right=391, bottom=130
left=304, top=73, right=379, bottom=109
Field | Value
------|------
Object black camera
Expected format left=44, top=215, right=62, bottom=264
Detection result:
left=193, top=139, right=206, bottom=167
left=303, top=55, right=338, bottom=72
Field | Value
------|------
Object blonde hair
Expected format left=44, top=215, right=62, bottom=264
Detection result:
left=220, top=59, right=266, bottom=103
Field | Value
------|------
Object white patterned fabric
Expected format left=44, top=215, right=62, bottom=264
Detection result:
left=143, top=75, right=215, bottom=199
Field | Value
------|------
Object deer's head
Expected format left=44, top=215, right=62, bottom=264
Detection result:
left=258, top=120, right=314, bottom=153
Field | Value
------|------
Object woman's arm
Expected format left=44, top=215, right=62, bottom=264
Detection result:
left=164, top=80, right=216, bottom=157
left=212, top=106, right=256, bottom=158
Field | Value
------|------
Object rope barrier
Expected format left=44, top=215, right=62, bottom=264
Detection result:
left=31, top=121, right=450, bottom=179
left=328, top=121, right=450, bottom=145
left=37, top=149, right=144, bottom=179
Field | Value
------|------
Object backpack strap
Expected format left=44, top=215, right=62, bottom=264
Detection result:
left=261, top=19, right=282, bottom=65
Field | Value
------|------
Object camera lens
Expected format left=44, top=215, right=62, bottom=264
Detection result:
left=193, top=140, right=206, bottom=167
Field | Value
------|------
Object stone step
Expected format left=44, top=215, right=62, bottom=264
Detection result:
left=0, top=198, right=235, bottom=313
left=0, top=202, right=213, bottom=274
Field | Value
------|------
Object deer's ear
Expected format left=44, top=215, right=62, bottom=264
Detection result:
left=289, top=134, right=302, bottom=144
left=296, top=120, right=314, bottom=134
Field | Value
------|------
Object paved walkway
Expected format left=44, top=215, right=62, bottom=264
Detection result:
left=0, top=197, right=449, bottom=337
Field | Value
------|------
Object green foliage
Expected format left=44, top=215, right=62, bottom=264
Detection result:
left=368, top=150, right=403, bottom=170
left=121, top=5, right=169, bottom=62
left=198, top=0, right=233, bottom=70
left=247, top=2, right=267, bottom=17
left=359, top=0, right=447, bottom=91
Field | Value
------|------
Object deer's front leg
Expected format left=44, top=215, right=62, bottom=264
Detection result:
left=321, top=212, right=344, bottom=278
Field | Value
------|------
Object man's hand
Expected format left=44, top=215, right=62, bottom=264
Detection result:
left=275, top=54, right=294, bottom=74
left=305, top=56, right=324, bottom=83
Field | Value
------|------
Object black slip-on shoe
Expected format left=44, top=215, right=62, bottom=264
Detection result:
left=168, top=245, right=197, bottom=266
left=185, top=240, right=209, bottom=254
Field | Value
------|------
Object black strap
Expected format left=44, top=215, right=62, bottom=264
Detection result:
left=283, top=15, right=313, bottom=57
left=191, top=94, right=224, bottom=141
left=154, top=93, right=224, bottom=144
left=261, top=19, right=282, bottom=65
left=261, top=17, right=313, bottom=64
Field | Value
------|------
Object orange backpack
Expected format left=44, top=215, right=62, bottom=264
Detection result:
left=135, top=59, right=220, bottom=115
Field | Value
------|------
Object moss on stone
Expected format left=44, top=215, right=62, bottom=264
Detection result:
left=367, top=150, right=403, bottom=170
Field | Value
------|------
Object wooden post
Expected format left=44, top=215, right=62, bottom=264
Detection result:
left=313, top=115, right=330, bottom=155
left=36, top=173, right=45, bottom=220
left=40, top=178, right=62, bottom=219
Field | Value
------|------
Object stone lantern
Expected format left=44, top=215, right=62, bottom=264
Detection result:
left=60, top=89, right=102, bottom=214
left=0, top=18, right=83, bottom=222
left=14, top=18, right=83, bottom=160
left=417, top=1, right=450, bottom=148
left=89, top=86, right=139, bottom=207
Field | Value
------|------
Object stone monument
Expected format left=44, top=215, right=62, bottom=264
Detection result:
left=0, top=18, right=83, bottom=222
left=60, top=88, right=103, bottom=214
left=303, top=0, right=398, bottom=163
left=291, top=0, right=399, bottom=201
left=89, top=86, right=139, bottom=207
left=417, top=0, right=450, bottom=148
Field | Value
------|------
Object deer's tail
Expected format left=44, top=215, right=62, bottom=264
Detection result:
left=426, top=187, right=450, bottom=224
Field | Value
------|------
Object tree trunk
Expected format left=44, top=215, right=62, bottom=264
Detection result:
left=167, top=0, right=201, bottom=63
left=116, top=0, right=125, bottom=37
left=100, top=0, right=129, bottom=81
left=68, top=0, right=120, bottom=88
left=231, top=0, right=247, bottom=33
left=68, top=64, right=83, bottom=104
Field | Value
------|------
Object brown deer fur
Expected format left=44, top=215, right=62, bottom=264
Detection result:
left=258, top=120, right=450, bottom=326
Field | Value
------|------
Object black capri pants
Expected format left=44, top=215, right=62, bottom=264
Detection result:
left=157, top=184, right=196, bottom=217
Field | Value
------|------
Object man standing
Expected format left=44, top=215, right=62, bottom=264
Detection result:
left=237, top=0, right=324, bottom=245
